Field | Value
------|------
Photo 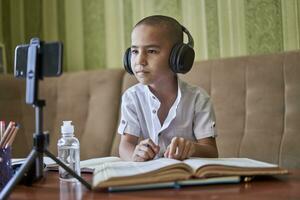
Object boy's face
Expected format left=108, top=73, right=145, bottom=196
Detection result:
left=131, top=24, right=175, bottom=86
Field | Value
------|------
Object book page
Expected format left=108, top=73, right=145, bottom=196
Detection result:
left=94, top=158, right=181, bottom=178
left=93, top=158, right=191, bottom=188
left=12, top=157, right=122, bottom=171
left=183, top=157, right=278, bottom=171
left=12, top=157, right=56, bottom=166
left=41, top=156, right=122, bottom=172
left=80, top=156, right=121, bottom=169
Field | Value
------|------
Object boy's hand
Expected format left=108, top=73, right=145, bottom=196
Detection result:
left=164, top=137, right=195, bottom=160
left=132, top=138, right=160, bottom=162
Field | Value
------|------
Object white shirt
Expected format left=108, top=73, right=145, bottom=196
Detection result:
left=118, top=78, right=217, bottom=156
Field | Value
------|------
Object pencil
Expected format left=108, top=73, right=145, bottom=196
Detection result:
left=3, top=126, right=15, bottom=148
left=0, top=121, right=5, bottom=141
left=5, top=124, right=19, bottom=148
left=0, top=125, right=14, bottom=148
left=0, top=121, right=15, bottom=148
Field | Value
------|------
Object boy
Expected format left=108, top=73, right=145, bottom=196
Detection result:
left=118, top=15, right=218, bottom=161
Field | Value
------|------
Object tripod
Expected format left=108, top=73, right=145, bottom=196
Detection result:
left=0, top=39, right=91, bottom=200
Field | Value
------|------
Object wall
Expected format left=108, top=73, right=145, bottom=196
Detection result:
left=0, top=0, right=299, bottom=73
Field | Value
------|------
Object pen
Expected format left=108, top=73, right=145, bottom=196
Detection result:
left=0, top=121, right=5, bottom=141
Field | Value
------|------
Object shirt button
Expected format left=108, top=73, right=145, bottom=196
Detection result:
left=121, top=120, right=126, bottom=124
left=152, top=96, right=156, bottom=100
left=152, top=110, right=156, bottom=114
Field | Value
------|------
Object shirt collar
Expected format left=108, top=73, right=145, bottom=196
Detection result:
left=143, top=77, right=182, bottom=133
left=143, top=77, right=182, bottom=101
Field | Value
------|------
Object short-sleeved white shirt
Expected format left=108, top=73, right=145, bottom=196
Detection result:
left=118, top=78, right=217, bottom=156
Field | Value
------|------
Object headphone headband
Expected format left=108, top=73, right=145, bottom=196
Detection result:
left=181, top=26, right=194, bottom=48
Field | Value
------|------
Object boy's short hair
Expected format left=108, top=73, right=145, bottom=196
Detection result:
left=134, top=15, right=183, bottom=45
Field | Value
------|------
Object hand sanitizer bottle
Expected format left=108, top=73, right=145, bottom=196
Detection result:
left=57, top=121, right=81, bottom=182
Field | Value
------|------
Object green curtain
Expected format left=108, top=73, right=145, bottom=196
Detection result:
left=0, top=0, right=299, bottom=73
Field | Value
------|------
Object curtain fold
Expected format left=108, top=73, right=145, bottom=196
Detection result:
left=0, top=0, right=299, bottom=73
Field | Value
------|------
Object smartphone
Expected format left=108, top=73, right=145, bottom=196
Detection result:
left=14, top=41, right=63, bottom=78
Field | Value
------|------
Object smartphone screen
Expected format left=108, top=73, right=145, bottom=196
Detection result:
left=14, top=42, right=63, bottom=78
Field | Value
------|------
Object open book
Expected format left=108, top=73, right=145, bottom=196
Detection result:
left=90, top=157, right=288, bottom=190
left=13, top=156, right=288, bottom=190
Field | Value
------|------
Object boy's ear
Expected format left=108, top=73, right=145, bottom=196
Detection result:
left=123, top=48, right=134, bottom=75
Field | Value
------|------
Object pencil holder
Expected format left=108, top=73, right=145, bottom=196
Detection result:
left=0, top=147, right=13, bottom=191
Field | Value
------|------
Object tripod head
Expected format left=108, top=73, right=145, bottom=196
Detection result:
left=14, top=38, right=63, bottom=105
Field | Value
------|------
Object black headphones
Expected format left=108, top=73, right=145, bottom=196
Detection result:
left=123, top=25, right=195, bottom=74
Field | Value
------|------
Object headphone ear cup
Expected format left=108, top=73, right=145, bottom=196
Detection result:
left=169, top=44, right=182, bottom=73
left=169, top=44, right=195, bottom=74
left=123, top=48, right=134, bottom=75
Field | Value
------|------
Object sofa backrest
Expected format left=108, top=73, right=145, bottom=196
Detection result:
left=1, top=50, right=299, bottom=168
left=110, top=50, right=300, bottom=168
left=0, top=76, right=33, bottom=156
left=0, top=69, right=124, bottom=160
left=41, top=69, right=125, bottom=159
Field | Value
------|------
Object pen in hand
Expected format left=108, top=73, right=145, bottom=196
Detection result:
left=132, top=138, right=160, bottom=161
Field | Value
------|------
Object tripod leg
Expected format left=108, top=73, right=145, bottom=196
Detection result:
left=44, top=150, right=92, bottom=190
left=0, top=149, right=38, bottom=200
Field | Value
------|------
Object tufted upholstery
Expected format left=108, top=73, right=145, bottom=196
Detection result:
left=109, top=51, right=300, bottom=169
left=0, top=51, right=299, bottom=168
left=181, top=51, right=300, bottom=168
left=0, top=69, right=124, bottom=159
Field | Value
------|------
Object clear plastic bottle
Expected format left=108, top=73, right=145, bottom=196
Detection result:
left=57, top=121, right=81, bottom=182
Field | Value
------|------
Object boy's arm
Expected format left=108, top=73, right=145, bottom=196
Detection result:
left=164, top=136, right=218, bottom=160
left=119, top=133, right=138, bottom=161
left=192, top=137, right=218, bottom=158
left=119, top=133, right=160, bottom=161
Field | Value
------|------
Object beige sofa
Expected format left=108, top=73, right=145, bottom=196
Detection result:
left=0, top=50, right=299, bottom=169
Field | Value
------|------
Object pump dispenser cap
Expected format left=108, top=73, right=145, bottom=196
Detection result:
left=61, top=121, right=74, bottom=136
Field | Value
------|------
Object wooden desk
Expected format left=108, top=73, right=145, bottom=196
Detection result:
left=9, top=170, right=300, bottom=200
